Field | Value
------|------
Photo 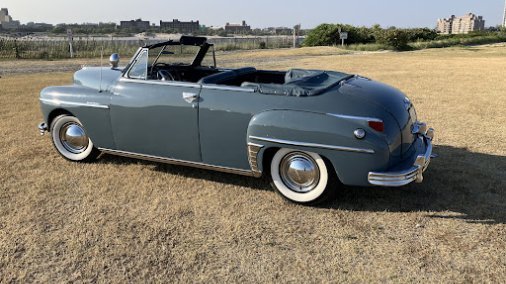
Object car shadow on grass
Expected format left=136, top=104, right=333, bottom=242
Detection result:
left=99, top=145, right=505, bottom=224
left=98, top=155, right=273, bottom=192
left=323, top=145, right=506, bottom=224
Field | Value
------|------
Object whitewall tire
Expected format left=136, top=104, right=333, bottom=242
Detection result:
left=270, top=148, right=334, bottom=204
left=50, top=115, right=100, bottom=162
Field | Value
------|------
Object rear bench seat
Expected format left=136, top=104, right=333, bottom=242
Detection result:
left=241, top=69, right=330, bottom=97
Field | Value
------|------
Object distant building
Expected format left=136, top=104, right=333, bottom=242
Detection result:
left=452, top=14, right=485, bottom=34
left=25, top=22, right=54, bottom=30
left=21, top=22, right=54, bottom=32
left=436, top=17, right=453, bottom=34
left=264, top=27, right=293, bottom=35
left=0, top=8, right=20, bottom=30
left=225, top=21, right=251, bottom=34
left=120, top=19, right=150, bottom=31
left=437, top=13, right=485, bottom=34
left=160, top=19, right=200, bottom=34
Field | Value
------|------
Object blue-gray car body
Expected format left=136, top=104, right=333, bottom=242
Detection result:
left=39, top=36, right=434, bottom=189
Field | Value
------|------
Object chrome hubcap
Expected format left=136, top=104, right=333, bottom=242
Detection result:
left=279, top=152, right=320, bottom=193
left=59, top=123, right=89, bottom=154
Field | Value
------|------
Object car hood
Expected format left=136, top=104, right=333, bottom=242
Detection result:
left=74, top=67, right=123, bottom=91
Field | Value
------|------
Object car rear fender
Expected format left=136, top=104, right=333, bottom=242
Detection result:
left=246, top=110, right=390, bottom=185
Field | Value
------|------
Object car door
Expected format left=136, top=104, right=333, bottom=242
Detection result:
left=198, top=84, right=264, bottom=170
left=110, top=49, right=201, bottom=162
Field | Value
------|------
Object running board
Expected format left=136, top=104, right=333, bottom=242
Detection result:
left=98, top=148, right=257, bottom=177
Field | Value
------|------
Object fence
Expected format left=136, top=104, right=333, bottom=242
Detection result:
left=0, top=36, right=305, bottom=60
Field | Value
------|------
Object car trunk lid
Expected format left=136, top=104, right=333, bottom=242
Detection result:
left=339, top=77, right=417, bottom=158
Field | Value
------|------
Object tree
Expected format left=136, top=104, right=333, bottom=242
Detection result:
left=303, top=24, right=340, bottom=46
left=303, top=23, right=377, bottom=47
left=405, top=28, right=438, bottom=42
left=376, top=29, right=410, bottom=51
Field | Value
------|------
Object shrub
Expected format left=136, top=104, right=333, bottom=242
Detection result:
left=405, top=28, right=438, bottom=42
left=410, top=34, right=506, bottom=50
left=303, top=24, right=341, bottom=46
left=303, top=24, right=438, bottom=48
left=375, top=29, right=410, bottom=51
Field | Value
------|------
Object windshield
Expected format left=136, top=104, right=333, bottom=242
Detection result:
left=149, top=45, right=215, bottom=67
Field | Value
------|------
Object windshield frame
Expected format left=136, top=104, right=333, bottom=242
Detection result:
left=146, top=36, right=214, bottom=68
left=123, top=36, right=216, bottom=81
left=123, top=39, right=215, bottom=79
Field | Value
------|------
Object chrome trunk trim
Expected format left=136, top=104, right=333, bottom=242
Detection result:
left=249, top=136, right=375, bottom=154
left=98, top=148, right=256, bottom=177
left=247, top=143, right=264, bottom=178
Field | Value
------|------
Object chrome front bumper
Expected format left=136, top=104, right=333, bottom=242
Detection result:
left=368, top=127, right=435, bottom=187
left=38, top=122, right=48, bottom=136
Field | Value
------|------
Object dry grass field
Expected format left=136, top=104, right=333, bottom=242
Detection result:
left=1, top=45, right=506, bottom=283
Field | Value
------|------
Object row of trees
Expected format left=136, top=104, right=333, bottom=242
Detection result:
left=51, top=23, right=118, bottom=34
left=303, top=23, right=506, bottom=50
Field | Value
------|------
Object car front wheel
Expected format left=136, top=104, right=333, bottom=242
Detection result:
left=50, top=115, right=100, bottom=162
left=270, top=148, right=336, bottom=204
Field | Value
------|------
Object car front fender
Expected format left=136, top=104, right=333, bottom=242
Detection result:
left=39, top=85, right=115, bottom=149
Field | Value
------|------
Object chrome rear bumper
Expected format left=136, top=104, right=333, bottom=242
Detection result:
left=368, top=127, right=434, bottom=187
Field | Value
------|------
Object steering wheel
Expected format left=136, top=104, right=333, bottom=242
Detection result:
left=157, top=70, right=175, bottom=81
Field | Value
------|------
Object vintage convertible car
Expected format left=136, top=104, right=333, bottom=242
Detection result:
left=38, top=36, right=435, bottom=204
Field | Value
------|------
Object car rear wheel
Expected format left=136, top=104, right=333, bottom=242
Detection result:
left=50, top=115, right=100, bottom=162
left=270, top=148, right=336, bottom=204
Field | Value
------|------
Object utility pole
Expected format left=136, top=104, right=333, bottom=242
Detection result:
left=503, top=0, right=506, bottom=27
left=293, top=24, right=301, bottom=48
left=67, top=29, right=74, bottom=58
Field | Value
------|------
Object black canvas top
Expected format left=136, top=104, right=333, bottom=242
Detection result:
left=242, top=69, right=353, bottom=97
left=144, top=36, right=210, bottom=49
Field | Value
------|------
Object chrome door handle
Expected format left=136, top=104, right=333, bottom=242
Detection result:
left=182, top=92, right=198, bottom=103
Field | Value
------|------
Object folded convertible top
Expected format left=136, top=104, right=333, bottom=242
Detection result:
left=242, top=69, right=353, bottom=97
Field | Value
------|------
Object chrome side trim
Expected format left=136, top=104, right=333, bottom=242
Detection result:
left=249, top=136, right=375, bottom=154
left=327, top=113, right=383, bottom=123
left=119, top=78, right=201, bottom=89
left=40, top=98, right=109, bottom=109
left=247, top=143, right=264, bottom=178
left=202, top=85, right=256, bottom=93
left=98, top=148, right=256, bottom=177
left=368, top=125, right=434, bottom=187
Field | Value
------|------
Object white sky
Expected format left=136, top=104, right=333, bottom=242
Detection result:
left=1, top=0, right=504, bottom=28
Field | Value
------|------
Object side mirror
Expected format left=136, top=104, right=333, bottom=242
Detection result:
left=109, top=53, right=120, bottom=68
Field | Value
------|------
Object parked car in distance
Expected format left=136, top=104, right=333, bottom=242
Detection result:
left=38, top=36, right=435, bottom=205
